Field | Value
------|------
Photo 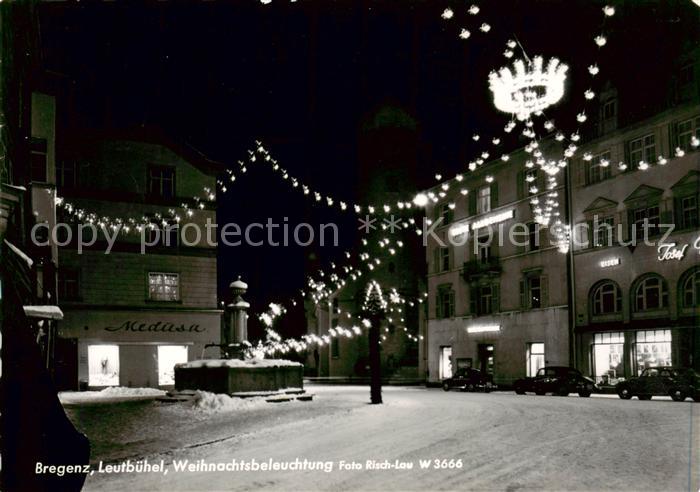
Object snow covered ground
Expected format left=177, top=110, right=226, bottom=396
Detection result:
left=60, top=387, right=166, bottom=405
left=67, top=385, right=699, bottom=491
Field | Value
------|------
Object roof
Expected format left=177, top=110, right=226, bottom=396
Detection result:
left=71, top=126, right=226, bottom=176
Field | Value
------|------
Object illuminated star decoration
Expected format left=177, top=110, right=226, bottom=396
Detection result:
left=489, top=56, right=568, bottom=121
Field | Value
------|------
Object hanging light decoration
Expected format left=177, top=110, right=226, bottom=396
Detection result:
left=489, top=56, right=568, bottom=121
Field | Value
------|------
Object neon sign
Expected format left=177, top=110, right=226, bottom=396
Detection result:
left=467, top=324, right=501, bottom=334
left=657, top=243, right=689, bottom=262
left=599, top=258, right=620, bottom=268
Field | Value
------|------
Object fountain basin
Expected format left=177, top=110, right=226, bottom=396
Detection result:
left=174, top=358, right=303, bottom=395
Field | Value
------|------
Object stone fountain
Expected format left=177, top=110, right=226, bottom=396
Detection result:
left=173, top=277, right=305, bottom=398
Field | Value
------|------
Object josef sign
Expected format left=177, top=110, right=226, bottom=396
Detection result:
left=657, top=243, right=689, bottom=261
left=657, top=236, right=700, bottom=262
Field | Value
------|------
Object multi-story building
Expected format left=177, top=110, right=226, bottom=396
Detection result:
left=424, top=139, right=570, bottom=386
left=53, top=129, right=224, bottom=389
left=570, top=102, right=700, bottom=385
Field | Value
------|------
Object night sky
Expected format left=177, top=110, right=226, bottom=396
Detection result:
left=36, top=0, right=699, bottom=338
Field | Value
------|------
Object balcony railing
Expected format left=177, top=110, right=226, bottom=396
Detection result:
left=463, top=257, right=502, bottom=279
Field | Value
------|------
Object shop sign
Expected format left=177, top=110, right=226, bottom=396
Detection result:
left=599, top=258, right=620, bottom=268
left=104, top=321, right=205, bottom=333
left=657, top=243, right=689, bottom=261
left=657, top=236, right=700, bottom=262
left=466, top=324, right=501, bottom=334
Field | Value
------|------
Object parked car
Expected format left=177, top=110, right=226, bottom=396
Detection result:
left=442, top=368, right=494, bottom=392
left=513, top=366, right=597, bottom=397
left=616, top=367, right=700, bottom=401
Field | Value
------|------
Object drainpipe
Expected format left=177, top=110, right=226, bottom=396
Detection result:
left=564, top=162, right=577, bottom=369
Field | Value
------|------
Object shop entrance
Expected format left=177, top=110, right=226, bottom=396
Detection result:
left=478, top=344, right=495, bottom=376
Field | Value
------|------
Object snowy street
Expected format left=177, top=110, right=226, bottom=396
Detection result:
left=66, top=385, right=699, bottom=491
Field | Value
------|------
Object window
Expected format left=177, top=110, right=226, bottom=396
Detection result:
left=628, top=134, right=656, bottom=166
left=438, top=203, right=453, bottom=224
left=592, top=216, right=615, bottom=247
left=681, top=269, right=700, bottom=308
left=591, top=281, right=622, bottom=315
left=478, top=285, right=493, bottom=315
left=331, top=337, right=340, bottom=358
left=635, top=330, right=672, bottom=375
left=58, top=268, right=80, bottom=301
left=439, top=247, right=450, bottom=272
left=30, top=137, right=48, bottom=182
left=148, top=166, right=175, bottom=198
left=521, top=273, right=547, bottom=310
left=439, top=346, right=453, bottom=380
left=477, top=186, right=491, bottom=214
left=478, top=243, right=492, bottom=263
left=677, top=116, right=700, bottom=151
left=56, top=160, right=77, bottom=188
left=586, top=152, right=611, bottom=184
left=527, top=222, right=540, bottom=251
left=332, top=298, right=339, bottom=314
left=526, top=343, right=545, bottom=377
left=633, top=275, right=668, bottom=312
left=679, top=63, right=695, bottom=86
left=525, top=169, right=540, bottom=196
left=88, top=345, right=120, bottom=387
left=592, top=332, right=624, bottom=384
left=602, top=99, right=616, bottom=120
left=148, top=273, right=180, bottom=301
left=679, top=195, right=698, bottom=229
left=436, top=285, right=455, bottom=318
left=631, top=205, right=660, bottom=238
left=157, top=345, right=188, bottom=386
left=528, top=276, right=541, bottom=309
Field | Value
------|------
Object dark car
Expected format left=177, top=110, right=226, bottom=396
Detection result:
left=513, top=366, right=597, bottom=397
left=442, top=368, right=494, bottom=392
left=616, top=367, right=700, bottom=401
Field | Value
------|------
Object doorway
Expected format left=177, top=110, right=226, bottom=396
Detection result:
left=478, top=344, right=494, bottom=376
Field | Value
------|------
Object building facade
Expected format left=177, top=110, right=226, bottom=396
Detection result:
left=425, top=139, right=570, bottom=386
left=51, top=132, right=223, bottom=389
left=570, top=102, right=700, bottom=385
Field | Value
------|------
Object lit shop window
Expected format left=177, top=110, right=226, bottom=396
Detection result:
left=526, top=343, right=545, bottom=377
left=148, top=272, right=180, bottom=301
left=88, top=345, right=120, bottom=387
left=439, top=346, right=453, bottom=380
left=635, top=330, right=672, bottom=375
left=158, top=345, right=188, bottom=386
left=592, top=332, right=624, bottom=385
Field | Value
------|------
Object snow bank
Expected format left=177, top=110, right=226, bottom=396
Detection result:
left=59, top=387, right=166, bottom=404
left=98, top=387, right=166, bottom=397
left=23, top=305, right=64, bottom=320
left=176, top=358, right=302, bottom=369
left=191, top=391, right=270, bottom=413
